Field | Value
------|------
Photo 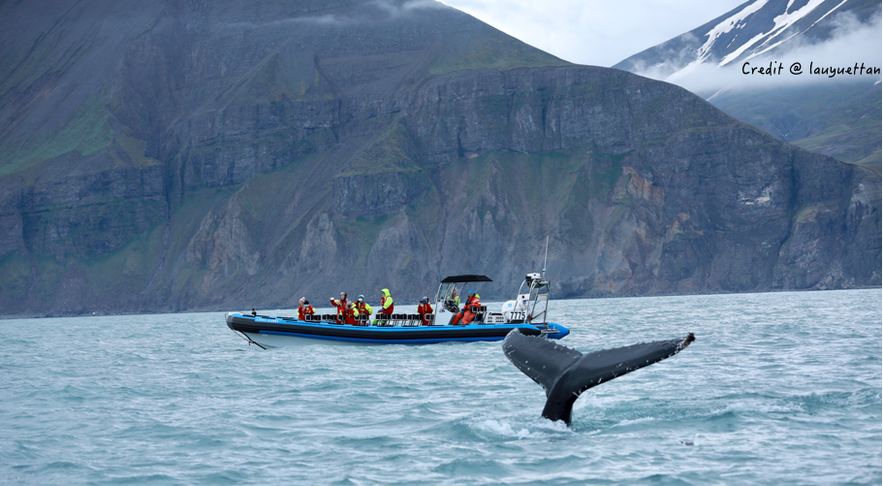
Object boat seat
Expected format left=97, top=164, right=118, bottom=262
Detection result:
left=473, top=306, right=488, bottom=323
left=422, top=314, right=435, bottom=326
left=405, top=314, right=420, bottom=326
left=375, top=314, right=391, bottom=326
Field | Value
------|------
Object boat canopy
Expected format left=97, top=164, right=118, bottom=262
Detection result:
left=440, top=275, right=493, bottom=283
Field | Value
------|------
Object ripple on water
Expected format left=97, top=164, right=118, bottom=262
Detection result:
left=0, top=290, right=880, bottom=485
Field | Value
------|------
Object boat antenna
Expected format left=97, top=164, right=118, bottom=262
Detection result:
left=542, top=235, right=549, bottom=279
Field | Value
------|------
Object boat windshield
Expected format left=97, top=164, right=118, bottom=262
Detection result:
left=435, top=282, right=463, bottom=313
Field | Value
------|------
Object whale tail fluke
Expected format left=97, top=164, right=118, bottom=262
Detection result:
left=502, top=330, right=695, bottom=425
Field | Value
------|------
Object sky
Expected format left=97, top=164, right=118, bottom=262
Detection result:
left=438, top=0, right=747, bottom=67
left=438, top=0, right=882, bottom=92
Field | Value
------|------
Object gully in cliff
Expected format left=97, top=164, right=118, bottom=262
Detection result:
left=226, top=273, right=569, bottom=348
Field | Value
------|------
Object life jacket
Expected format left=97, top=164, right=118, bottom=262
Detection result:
left=354, top=301, right=372, bottom=317
left=330, top=297, right=348, bottom=321
left=298, top=305, right=315, bottom=320
left=417, top=303, right=433, bottom=323
left=462, top=295, right=480, bottom=313
left=344, top=306, right=357, bottom=325
left=379, top=289, right=394, bottom=315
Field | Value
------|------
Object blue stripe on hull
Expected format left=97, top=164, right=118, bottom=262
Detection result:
left=259, top=330, right=506, bottom=345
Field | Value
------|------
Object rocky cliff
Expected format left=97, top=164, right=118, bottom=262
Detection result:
left=0, top=0, right=879, bottom=316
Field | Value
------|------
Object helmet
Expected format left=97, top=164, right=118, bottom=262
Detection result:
left=358, top=295, right=365, bottom=302
left=468, top=289, right=475, bottom=295
left=423, top=296, right=428, bottom=301
left=340, top=292, right=347, bottom=298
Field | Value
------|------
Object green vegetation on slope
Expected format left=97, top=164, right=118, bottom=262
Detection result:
left=0, top=90, right=114, bottom=178
left=339, top=121, right=422, bottom=177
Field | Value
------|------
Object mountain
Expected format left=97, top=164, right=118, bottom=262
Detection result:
left=615, top=0, right=880, bottom=81
left=0, top=0, right=879, bottom=317
left=614, top=0, right=882, bottom=168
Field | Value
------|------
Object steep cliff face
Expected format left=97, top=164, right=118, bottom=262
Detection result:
left=0, top=0, right=879, bottom=316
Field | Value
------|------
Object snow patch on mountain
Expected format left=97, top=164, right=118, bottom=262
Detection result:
left=617, top=0, right=881, bottom=90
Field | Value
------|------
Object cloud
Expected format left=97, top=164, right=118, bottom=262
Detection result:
left=372, top=0, right=449, bottom=15
left=224, top=0, right=448, bottom=30
left=439, top=0, right=745, bottom=67
left=653, top=10, right=883, bottom=94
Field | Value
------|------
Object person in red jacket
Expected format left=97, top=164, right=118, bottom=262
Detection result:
left=417, top=296, right=433, bottom=325
left=450, top=290, right=480, bottom=326
left=343, top=303, right=358, bottom=325
left=297, top=298, right=315, bottom=321
left=330, top=292, right=349, bottom=324
left=353, top=295, right=373, bottom=326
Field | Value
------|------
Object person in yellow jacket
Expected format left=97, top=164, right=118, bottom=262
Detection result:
left=379, top=289, right=394, bottom=315
left=372, top=288, right=394, bottom=325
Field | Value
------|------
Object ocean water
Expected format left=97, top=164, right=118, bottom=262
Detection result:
left=1, top=289, right=880, bottom=485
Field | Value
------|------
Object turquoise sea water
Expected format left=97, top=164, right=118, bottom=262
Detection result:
left=1, top=289, right=880, bottom=485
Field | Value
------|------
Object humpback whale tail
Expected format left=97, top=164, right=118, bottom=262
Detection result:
left=502, top=330, right=695, bottom=425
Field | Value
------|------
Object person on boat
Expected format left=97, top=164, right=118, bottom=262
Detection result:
left=443, top=287, right=460, bottom=305
left=417, top=297, right=433, bottom=324
left=297, top=298, right=315, bottom=321
left=450, top=290, right=481, bottom=326
left=353, top=295, right=372, bottom=325
left=330, top=292, right=349, bottom=324
left=378, top=288, right=394, bottom=315
left=344, top=303, right=359, bottom=325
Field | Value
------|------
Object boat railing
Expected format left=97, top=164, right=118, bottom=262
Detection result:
left=529, top=293, right=549, bottom=324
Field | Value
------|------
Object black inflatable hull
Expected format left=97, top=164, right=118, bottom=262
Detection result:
left=226, top=313, right=569, bottom=348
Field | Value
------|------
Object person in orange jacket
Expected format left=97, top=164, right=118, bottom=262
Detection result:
left=450, top=290, right=480, bottom=325
left=417, top=296, right=433, bottom=325
left=297, top=297, right=315, bottom=321
left=330, top=292, right=349, bottom=324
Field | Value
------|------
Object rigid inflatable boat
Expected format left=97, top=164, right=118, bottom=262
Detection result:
left=226, top=273, right=569, bottom=348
